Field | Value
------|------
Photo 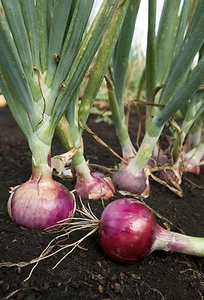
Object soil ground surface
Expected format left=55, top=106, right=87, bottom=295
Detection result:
left=0, top=106, right=204, bottom=300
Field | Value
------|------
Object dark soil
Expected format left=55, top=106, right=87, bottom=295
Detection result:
left=0, top=106, right=204, bottom=300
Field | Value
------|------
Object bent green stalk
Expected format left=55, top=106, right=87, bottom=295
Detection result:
left=105, top=72, right=136, bottom=159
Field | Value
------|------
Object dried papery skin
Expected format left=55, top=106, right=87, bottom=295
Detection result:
left=148, top=149, right=182, bottom=186
left=75, top=171, right=115, bottom=200
left=8, top=177, right=75, bottom=229
left=157, top=167, right=181, bottom=185
left=51, top=148, right=80, bottom=178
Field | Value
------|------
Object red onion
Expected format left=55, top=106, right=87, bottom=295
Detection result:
left=99, top=198, right=204, bottom=262
left=180, top=154, right=200, bottom=175
left=8, top=176, right=75, bottom=229
left=16, top=198, right=203, bottom=276
left=180, top=158, right=200, bottom=175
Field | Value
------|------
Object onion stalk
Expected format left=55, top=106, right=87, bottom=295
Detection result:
left=109, top=0, right=204, bottom=197
left=55, top=0, right=133, bottom=200
left=105, top=1, right=149, bottom=197
left=0, top=0, right=127, bottom=228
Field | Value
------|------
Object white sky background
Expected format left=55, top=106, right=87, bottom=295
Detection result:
left=133, top=0, right=164, bottom=53
left=91, top=0, right=165, bottom=54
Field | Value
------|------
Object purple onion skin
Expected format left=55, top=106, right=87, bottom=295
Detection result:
left=148, top=151, right=169, bottom=168
left=99, top=198, right=156, bottom=262
left=8, top=177, right=75, bottom=229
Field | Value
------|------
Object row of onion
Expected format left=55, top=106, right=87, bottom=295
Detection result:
left=0, top=0, right=203, bottom=269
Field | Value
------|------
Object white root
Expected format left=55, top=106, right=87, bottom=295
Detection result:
left=0, top=199, right=100, bottom=282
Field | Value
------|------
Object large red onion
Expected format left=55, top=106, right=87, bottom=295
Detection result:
left=99, top=198, right=155, bottom=261
left=99, top=198, right=204, bottom=262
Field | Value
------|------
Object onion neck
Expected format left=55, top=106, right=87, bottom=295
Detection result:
left=152, top=225, right=204, bottom=257
left=127, top=136, right=158, bottom=175
left=31, top=159, right=52, bottom=181
left=72, top=150, right=92, bottom=180
left=121, top=135, right=136, bottom=160
left=28, top=134, right=53, bottom=181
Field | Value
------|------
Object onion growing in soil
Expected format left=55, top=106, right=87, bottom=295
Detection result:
left=112, top=161, right=151, bottom=198
left=75, top=170, right=115, bottom=200
left=8, top=163, right=76, bottom=229
left=0, top=1, right=130, bottom=229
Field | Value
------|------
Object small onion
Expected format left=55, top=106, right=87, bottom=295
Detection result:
left=75, top=171, right=115, bottom=200
left=8, top=176, right=75, bottom=229
left=180, top=156, right=200, bottom=175
left=112, top=163, right=150, bottom=198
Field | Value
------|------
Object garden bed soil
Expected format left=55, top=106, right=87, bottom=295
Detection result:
left=0, top=106, right=204, bottom=300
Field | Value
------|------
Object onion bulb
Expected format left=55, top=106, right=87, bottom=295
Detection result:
left=8, top=176, right=75, bottom=229
left=99, top=198, right=204, bottom=262
left=112, top=163, right=150, bottom=198
left=75, top=171, right=115, bottom=200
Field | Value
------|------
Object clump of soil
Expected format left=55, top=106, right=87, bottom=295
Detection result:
left=0, top=106, right=204, bottom=300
